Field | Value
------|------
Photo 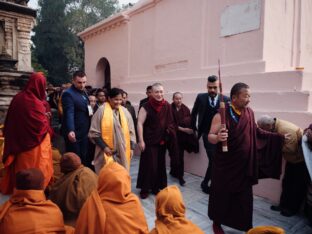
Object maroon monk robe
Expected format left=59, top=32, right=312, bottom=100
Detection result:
left=3, top=72, right=51, bottom=162
left=136, top=101, right=176, bottom=192
left=208, top=104, right=284, bottom=231
left=171, top=103, right=199, bottom=154
left=171, top=103, right=199, bottom=178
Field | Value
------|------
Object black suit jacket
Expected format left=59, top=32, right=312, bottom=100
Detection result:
left=61, top=85, right=91, bottom=141
left=191, top=93, right=230, bottom=138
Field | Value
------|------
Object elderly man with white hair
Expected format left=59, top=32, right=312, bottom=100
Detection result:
left=257, top=115, right=310, bottom=217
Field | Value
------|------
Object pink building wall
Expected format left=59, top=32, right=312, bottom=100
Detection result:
left=263, top=0, right=312, bottom=72
left=79, top=0, right=312, bottom=203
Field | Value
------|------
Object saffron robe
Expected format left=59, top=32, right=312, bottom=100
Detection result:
left=208, top=105, right=284, bottom=231
left=49, top=166, right=98, bottom=220
left=3, top=72, right=51, bottom=161
left=1, top=73, right=53, bottom=195
left=51, top=147, right=63, bottom=183
left=1, top=133, right=53, bottom=194
left=137, top=101, right=176, bottom=191
left=0, top=189, right=74, bottom=234
left=247, top=226, right=285, bottom=234
left=75, top=162, right=148, bottom=234
left=89, top=103, right=136, bottom=173
left=150, top=185, right=204, bottom=234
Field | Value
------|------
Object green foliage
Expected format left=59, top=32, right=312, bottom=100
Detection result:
left=31, top=45, right=48, bottom=77
left=32, top=0, right=119, bottom=85
left=32, top=0, right=71, bottom=85
left=65, top=0, right=119, bottom=34
left=64, top=0, right=119, bottom=73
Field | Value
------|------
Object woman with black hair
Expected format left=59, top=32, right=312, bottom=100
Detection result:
left=88, top=88, right=136, bottom=173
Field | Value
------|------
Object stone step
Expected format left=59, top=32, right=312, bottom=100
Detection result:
left=127, top=90, right=312, bottom=112
left=128, top=98, right=312, bottom=129
left=254, top=110, right=312, bottom=129
left=119, top=70, right=312, bottom=93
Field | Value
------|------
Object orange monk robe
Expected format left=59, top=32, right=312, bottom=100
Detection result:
left=51, top=147, right=63, bottom=183
left=0, top=189, right=74, bottom=234
left=49, top=165, right=98, bottom=220
left=1, top=133, right=53, bottom=194
left=247, top=226, right=285, bottom=234
left=149, top=185, right=204, bottom=234
left=75, top=162, right=148, bottom=234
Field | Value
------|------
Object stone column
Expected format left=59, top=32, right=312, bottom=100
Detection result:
left=0, top=1, right=36, bottom=123
left=3, top=18, right=13, bottom=57
left=17, top=17, right=33, bottom=72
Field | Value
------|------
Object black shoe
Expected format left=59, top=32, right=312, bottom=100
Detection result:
left=270, top=205, right=281, bottom=212
left=139, top=190, right=149, bottom=199
left=179, top=178, right=186, bottom=186
left=170, top=170, right=178, bottom=178
left=201, top=182, right=210, bottom=194
left=281, top=209, right=296, bottom=217
left=152, top=189, right=160, bottom=195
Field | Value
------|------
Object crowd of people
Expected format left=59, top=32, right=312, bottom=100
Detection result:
left=0, top=70, right=311, bottom=233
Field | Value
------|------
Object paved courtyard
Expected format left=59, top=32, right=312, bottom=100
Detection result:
left=1, top=155, right=312, bottom=233
left=130, top=156, right=312, bottom=234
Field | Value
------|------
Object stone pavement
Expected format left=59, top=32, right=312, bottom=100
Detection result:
left=130, top=156, right=312, bottom=234
left=1, top=155, right=312, bottom=234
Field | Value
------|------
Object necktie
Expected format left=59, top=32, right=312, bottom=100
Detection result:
left=210, top=97, right=215, bottom=107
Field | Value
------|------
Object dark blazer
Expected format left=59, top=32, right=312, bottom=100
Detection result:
left=191, top=93, right=230, bottom=138
left=61, top=85, right=90, bottom=141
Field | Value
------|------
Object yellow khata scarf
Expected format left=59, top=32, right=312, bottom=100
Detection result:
left=231, top=103, right=241, bottom=116
left=101, top=103, right=131, bottom=168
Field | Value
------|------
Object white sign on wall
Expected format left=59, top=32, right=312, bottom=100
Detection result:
left=220, top=0, right=261, bottom=37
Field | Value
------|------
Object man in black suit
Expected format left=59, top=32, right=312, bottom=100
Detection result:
left=191, top=75, right=230, bottom=194
left=61, top=70, right=91, bottom=166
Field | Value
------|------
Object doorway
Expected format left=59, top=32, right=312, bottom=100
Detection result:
left=96, top=57, right=111, bottom=90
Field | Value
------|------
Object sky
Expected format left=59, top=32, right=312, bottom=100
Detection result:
left=28, top=0, right=139, bottom=9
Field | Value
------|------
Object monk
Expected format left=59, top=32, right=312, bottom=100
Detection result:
left=136, top=83, right=177, bottom=199
left=89, top=88, right=136, bottom=173
left=208, top=83, right=285, bottom=233
left=0, top=168, right=74, bottom=233
left=170, top=92, right=198, bottom=186
left=149, top=185, right=204, bottom=234
left=257, top=115, right=309, bottom=217
left=75, top=162, right=148, bottom=234
left=51, top=147, right=63, bottom=183
left=49, top=152, right=98, bottom=221
left=1, top=72, right=53, bottom=195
